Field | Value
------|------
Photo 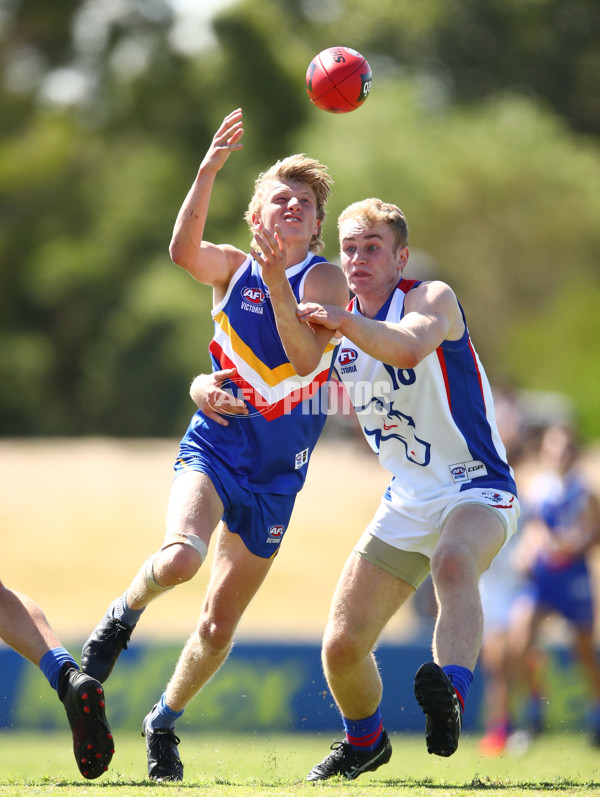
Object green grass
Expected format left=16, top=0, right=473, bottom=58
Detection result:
left=1, top=731, right=600, bottom=796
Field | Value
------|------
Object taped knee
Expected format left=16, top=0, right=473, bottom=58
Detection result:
left=160, top=533, right=208, bottom=564
left=143, top=554, right=173, bottom=593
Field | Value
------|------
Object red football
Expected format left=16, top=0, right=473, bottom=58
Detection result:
left=306, top=46, right=372, bottom=113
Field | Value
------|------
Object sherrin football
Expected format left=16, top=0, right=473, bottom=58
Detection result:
left=306, top=46, right=372, bottom=113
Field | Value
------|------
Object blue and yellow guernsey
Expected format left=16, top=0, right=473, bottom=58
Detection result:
left=179, top=252, right=339, bottom=494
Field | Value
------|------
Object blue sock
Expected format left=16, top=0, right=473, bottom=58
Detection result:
left=442, top=665, right=473, bottom=712
left=147, top=692, right=184, bottom=730
left=342, top=708, right=383, bottom=751
left=525, top=693, right=544, bottom=731
left=39, top=647, right=78, bottom=691
left=587, top=702, right=600, bottom=733
left=111, top=593, right=145, bottom=627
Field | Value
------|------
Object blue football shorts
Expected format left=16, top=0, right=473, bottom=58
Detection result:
left=523, top=557, right=594, bottom=629
left=173, top=446, right=297, bottom=559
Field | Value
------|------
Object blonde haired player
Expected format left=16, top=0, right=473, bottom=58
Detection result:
left=81, top=109, right=348, bottom=782
left=295, top=197, right=519, bottom=779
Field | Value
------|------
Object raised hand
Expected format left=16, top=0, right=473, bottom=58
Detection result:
left=200, top=109, right=244, bottom=174
left=251, top=224, right=287, bottom=291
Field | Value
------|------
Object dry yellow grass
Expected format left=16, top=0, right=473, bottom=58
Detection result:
left=3, top=435, right=600, bottom=648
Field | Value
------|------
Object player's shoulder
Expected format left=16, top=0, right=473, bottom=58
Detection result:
left=404, top=278, right=459, bottom=309
left=308, top=260, right=347, bottom=285
left=310, top=258, right=346, bottom=278
left=220, top=243, right=248, bottom=268
left=410, top=277, right=454, bottom=294
left=305, top=258, right=349, bottom=299
left=213, top=244, right=249, bottom=285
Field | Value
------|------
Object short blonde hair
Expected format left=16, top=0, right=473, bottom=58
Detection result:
left=338, top=198, right=408, bottom=251
left=244, top=154, right=333, bottom=253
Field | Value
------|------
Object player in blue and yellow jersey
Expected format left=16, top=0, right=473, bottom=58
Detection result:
left=80, top=109, right=348, bottom=782
left=294, top=198, right=519, bottom=779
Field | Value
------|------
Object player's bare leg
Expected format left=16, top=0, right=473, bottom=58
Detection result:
left=307, top=553, right=410, bottom=780
left=128, top=470, right=222, bottom=604
left=478, top=628, right=513, bottom=755
left=415, top=504, right=505, bottom=756
left=431, top=504, right=505, bottom=668
left=322, top=553, right=413, bottom=717
left=0, top=586, right=62, bottom=663
left=142, top=526, right=274, bottom=781
left=0, top=585, right=113, bottom=779
left=165, top=526, right=274, bottom=709
left=82, top=471, right=222, bottom=683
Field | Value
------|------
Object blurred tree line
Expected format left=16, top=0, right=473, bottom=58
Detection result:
left=1, top=0, right=599, bottom=438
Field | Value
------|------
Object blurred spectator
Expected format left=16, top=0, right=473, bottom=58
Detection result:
left=478, top=387, right=532, bottom=755
left=479, top=534, right=527, bottom=754
left=508, top=423, right=600, bottom=747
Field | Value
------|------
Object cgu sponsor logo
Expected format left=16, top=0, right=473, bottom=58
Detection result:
left=449, top=460, right=488, bottom=483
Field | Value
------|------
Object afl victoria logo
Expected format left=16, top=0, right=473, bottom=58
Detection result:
left=450, top=465, right=467, bottom=480
left=241, top=286, right=266, bottom=305
left=267, top=525, right=284, bottom=544
left=339, top=347, right=358, bottom=366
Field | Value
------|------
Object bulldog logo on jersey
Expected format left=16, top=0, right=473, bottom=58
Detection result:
left=356, top=396, right=431, bottom=466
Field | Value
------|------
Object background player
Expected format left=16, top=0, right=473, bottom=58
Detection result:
left=80, top=109, right=348, bottom=782
left=509, top=422, right=600, bottom=746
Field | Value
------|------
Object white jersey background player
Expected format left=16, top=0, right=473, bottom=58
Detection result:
left=296, top=197, right=520, bottom=780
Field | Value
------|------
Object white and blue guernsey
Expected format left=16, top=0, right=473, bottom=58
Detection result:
left=336, top=278, right=516, bottom=506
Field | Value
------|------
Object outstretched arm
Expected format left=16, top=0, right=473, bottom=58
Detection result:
left=298, top=281, right=463, bottom=369
left=169, top=109, right=246, bottom=288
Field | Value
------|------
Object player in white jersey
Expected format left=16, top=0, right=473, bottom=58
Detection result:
left=295, top=197, right=520, bottom=779
left=80, top=109, right=348, bottom=782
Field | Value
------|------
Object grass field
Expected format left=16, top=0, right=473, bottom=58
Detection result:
left=1, top=731, right=600, bottom=796
left=3, top=438, right=600, bottom=795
